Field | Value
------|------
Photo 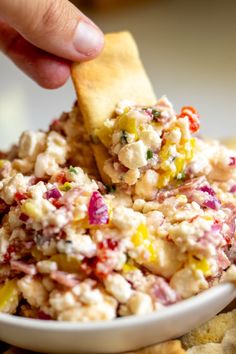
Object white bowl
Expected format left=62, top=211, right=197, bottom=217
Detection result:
left=0, top=282, right=235, bottom=353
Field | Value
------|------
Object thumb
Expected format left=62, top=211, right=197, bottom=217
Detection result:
left=0, top=0, right=104, bottom=61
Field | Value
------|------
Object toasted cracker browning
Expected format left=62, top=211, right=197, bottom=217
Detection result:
left=129, top=340, right=186, bottom=354
left=181, top=309, right=236, bottom=349
left=186, top=343, right=223, bottom=354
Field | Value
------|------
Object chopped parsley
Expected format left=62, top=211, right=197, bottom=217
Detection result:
left=152, top=109, right=161, bottom=121
left=120, top=130, right=128, bottom=144
left=147, top=149, right=153, bottom=160
left=69, top=166, right=78, bottom=174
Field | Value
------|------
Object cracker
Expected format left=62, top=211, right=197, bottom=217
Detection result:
left=222, top=327, right=236, bottom=354
left=72, top=31, right=156, bottom=182
left=186, top=343, right=223, bottom=354
left=130, top=340, right=186, bottom=354
left=181, top=309, right=236, bottom=349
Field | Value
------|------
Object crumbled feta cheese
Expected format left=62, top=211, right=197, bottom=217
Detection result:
left=170, top=267, right=208, bottom=298
left=118, top=141, right=147, bottom=169
left=29, top=182, right=47, bottom=200
left=135, top=170, right=159, bottom=200
left=49, top=290, right=77, bottom=312
left=0, top=173, right=28, bottom=204
left=104, top=273, right=132, bottom=303
left=18, top=131, right=46, bottom=160
left=37, top=261, right=58, bottom=274
left=18, top=276, right=48, bottom=308
left=58, top=295, right=117, bottom=322
left=140, top=127, right=161, bottom=150
left=115, top=100, right=135, bottom=115
left=111, top=206, right=145, bottom=232
left=124, top=168, right=140, bottom=185
left=0, top=227, right=9, bottom=261
left=128, top=291, right=153, bottom=315
left=144, top=238, right=183, bottom=278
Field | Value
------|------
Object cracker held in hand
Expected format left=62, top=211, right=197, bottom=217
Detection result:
left=72, top=31, right=156, bottom=182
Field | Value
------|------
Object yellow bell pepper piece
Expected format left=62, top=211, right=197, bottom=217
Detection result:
left=118, top=114, right=138, bottom=138
left=175, top=157, right=185, bottom=175
left=21, top=201, right=43, bottom=221
left=96, top=126, right=113, bottom=148
left=132, top=224, right=156, bottom=262
left=156, top=172, right=171, bottom=189
left=31, top=246, right=44, bottom=261
left=50, top=254, right=81, bottom=273
left=0, top=160, right=5, bottom=169
left=122, top=262, right=138, bottom=273
left=189, top=256, right=211, bottom=276
left=0, top=280, right=19, bottom=314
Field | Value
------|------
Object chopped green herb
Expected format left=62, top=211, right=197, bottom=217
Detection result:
left=147, top=149, right=153, bottom=160
left=152, top=109, right=161, bottom=121
left=59, top=182, right=72, bottom=192
left=120, top=130, right=128, bottom=144
left=105, top=184, right=116, bottom=193
left=69, top=166, right=78, bottom=174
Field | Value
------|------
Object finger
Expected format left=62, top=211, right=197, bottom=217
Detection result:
left=0, top=0, right=104, bottom=62
left=0, top=19, right=70, bottom=89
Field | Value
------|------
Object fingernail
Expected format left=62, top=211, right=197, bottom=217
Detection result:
left=73, top=21, right=103, bottom=56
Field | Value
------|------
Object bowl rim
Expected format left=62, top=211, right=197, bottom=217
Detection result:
left=0, top=282, right=235, bottom=331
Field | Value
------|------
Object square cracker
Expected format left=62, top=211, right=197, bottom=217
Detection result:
left=181, top=309, right=236, bottom=349
left=71, top=31, right=156, bottom=182
left=130, top=340, right=186, bottom=354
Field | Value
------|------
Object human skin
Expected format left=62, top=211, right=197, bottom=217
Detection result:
left=0, top=0, right=104, bottom=89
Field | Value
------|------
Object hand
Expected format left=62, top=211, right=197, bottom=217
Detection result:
left=0, top=0, right=104, bottom=89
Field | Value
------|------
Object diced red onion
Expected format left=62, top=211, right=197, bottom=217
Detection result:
left=19, top=213, right=29, bottom=222
left=229, top=157, right=236, bottom=167
left=38, top=311, right=52, bottom=320
left=151, top=277, right=178, bottom=305
left=88, top=191, right=109, bottom=225
left=211, top=223, right=222, bottom=234
left=217, top=249, right=231, bottom=270
left=46, top=188, right=61, bottom=200
left=203, top=197, right=221, bottom=210
left=50, top=271, right=80, bottom=287
left=225, top=216, right=236, bottom=244
left=230, top=185, right=236, bottom=193
left=199, top=185, right=216, bottom=196
left=157, top=176, right=207, bottom=202
left=10, top=260, right=36, bottom=275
